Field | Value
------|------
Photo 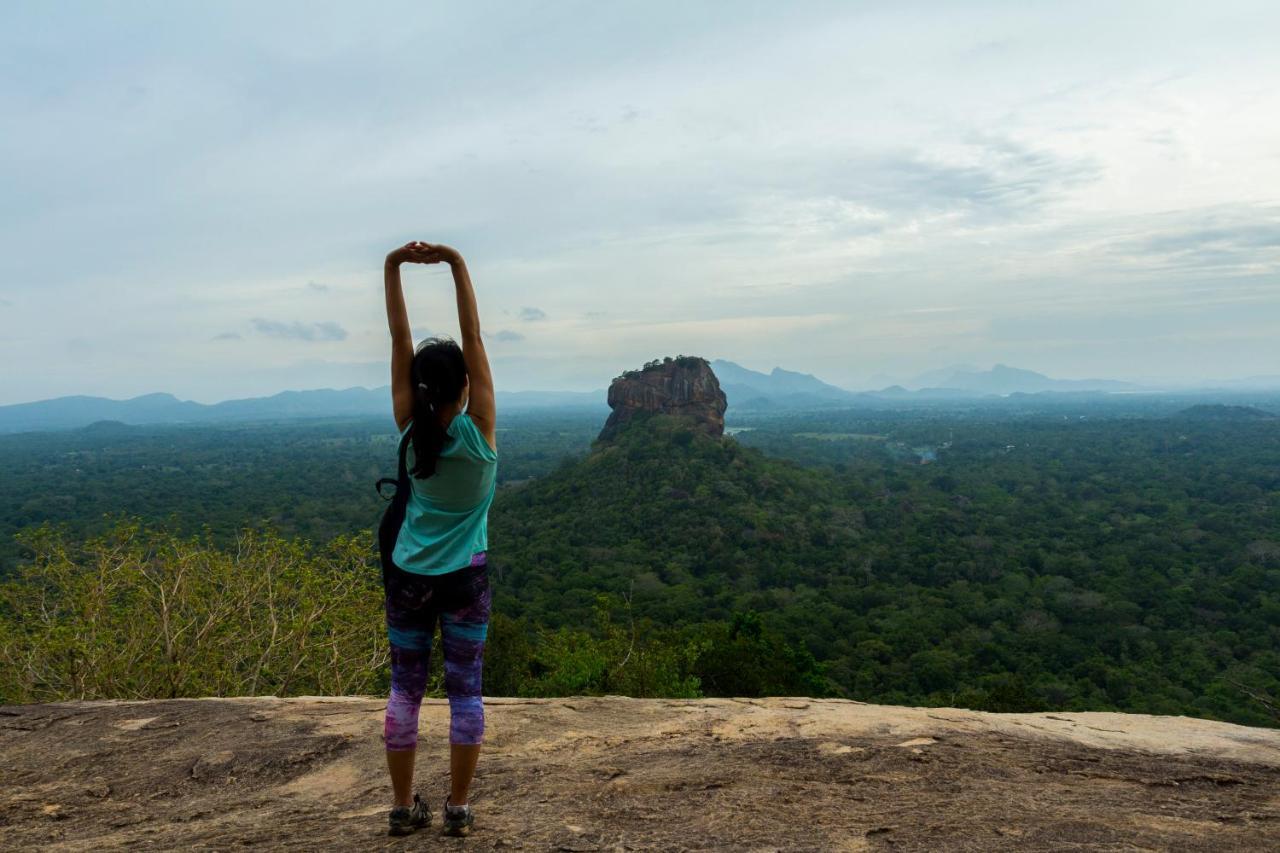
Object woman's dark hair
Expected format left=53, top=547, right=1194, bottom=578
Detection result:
left=410, top=337, right=468, bottom=478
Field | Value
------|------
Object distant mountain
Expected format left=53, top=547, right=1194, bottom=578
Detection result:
left=710, top=360, right=856, bottom=409
left=496, top=389, right=605, bottom=410
left=1175, top=404, right=1275, bottom=420
left=706, top=360, right=1144, bottom=410
left=930, top=364, right=1136, bottom=395
left=210, top=387, right=392, bottom=420
left=908, top=364, right=982, bottom=389
left=0, top=392, right=206, bottom=433
left=0, top=386, right=607, bottom=433
left=80, top=419, right=140, bottom=434
left=897, top=387, right=984, bottom=400
left=1196, top=375, right=1280, bottom=391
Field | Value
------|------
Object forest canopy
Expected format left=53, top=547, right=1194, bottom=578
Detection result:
left=1, top=400, right=1277, bottom=726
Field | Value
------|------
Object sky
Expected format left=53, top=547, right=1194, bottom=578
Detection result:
left=1, top=1, right=1278, bottom=405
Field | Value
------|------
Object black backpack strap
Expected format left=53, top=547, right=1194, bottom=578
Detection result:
left=377, top=430, right=413, bottom=500
left=377, top=427, right=415, bottom=584
left=397, top=426, right=411, bottom=483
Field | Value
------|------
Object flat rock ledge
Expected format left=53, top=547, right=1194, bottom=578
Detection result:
left=1, top=696, right=1277, bottom=851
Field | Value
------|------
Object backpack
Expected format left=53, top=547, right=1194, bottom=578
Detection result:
left=375, top=429, right=413, bottom=583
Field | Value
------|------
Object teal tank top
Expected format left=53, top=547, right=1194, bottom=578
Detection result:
left=392, top=412, right=498, bottom=575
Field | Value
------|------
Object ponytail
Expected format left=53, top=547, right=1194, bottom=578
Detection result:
left=408, top=337, right=468, bottom=478
left=411, top=381, right=448, bottom=478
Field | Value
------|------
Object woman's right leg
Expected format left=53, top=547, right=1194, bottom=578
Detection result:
left=384, top=568, right=435, bottom=808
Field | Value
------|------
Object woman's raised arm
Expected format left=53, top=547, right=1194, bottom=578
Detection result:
left=387, top=242, right=495, bottom=449
left=441, top=249, right=496, bottom=449
left=384, top=243, right=420, bottom=431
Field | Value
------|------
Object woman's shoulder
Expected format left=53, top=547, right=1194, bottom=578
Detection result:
left=448, top=412, right=498, bottom=461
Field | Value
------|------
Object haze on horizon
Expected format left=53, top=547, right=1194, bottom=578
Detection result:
left=1, top=1, right=1278, bottom=406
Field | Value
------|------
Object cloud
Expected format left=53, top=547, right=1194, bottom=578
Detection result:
left=3, top=4, right=1280, bottom=402
left=763, top=138, right=1101, bottom=226
left=251, top=319, right=348, bottom=341
left=212, top=331, right=242, bottom=340
left=1114, top=209, right=1280, bottom=273
left=489, top=329, right=524, bottom=342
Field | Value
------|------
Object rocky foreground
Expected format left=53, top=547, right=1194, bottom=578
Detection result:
left=1, top=696, right=1277, bottom=851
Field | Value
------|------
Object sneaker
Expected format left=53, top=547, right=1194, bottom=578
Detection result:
left=442, top=797, right=474, bottom=837
left=388, top=793, right=431, bottom=836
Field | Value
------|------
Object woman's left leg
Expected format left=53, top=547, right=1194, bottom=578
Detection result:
left=385, top=643, right=430, bottom=805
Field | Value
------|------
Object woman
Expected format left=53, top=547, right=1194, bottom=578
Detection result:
left=381, top=241, right=497, bottom=838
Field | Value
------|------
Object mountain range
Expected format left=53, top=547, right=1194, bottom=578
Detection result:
left=709, top=360, right=858, bottom=408
left=0, top=387, right=605, bottom=434
left=712, top=360, right=1139, bottom=409
left=918, top=363, right=1136, bottom=394
left=0, top=361, right=1237, bottom=433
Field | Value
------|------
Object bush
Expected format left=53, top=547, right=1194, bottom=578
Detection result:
left=0, top=522, right=385, bottom=702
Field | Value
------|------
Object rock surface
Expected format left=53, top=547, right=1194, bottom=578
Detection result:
left=2, top=696, right=1278, bottom=851
left=600, top=356, right=727, bottom=441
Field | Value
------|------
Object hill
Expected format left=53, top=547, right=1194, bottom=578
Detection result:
left=603, top=355, right=726, bottom=440
left=494, top=416, right=841, bottom=627
left=1, top=696, right=1276, bottom=851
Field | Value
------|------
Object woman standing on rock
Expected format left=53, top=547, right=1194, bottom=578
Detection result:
left=380, top=241, right=497, bottom=837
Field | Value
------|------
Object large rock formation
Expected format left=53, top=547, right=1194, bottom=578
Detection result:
left=599, top=355, right=727, bottom=441
left=2, top=696, right=1278, bottom=850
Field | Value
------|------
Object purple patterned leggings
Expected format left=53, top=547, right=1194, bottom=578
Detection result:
left=383, top=559, right=491, bottom=750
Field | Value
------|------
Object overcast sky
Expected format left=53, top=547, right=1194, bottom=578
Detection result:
left=2, top=1, right=1278, bottom=404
